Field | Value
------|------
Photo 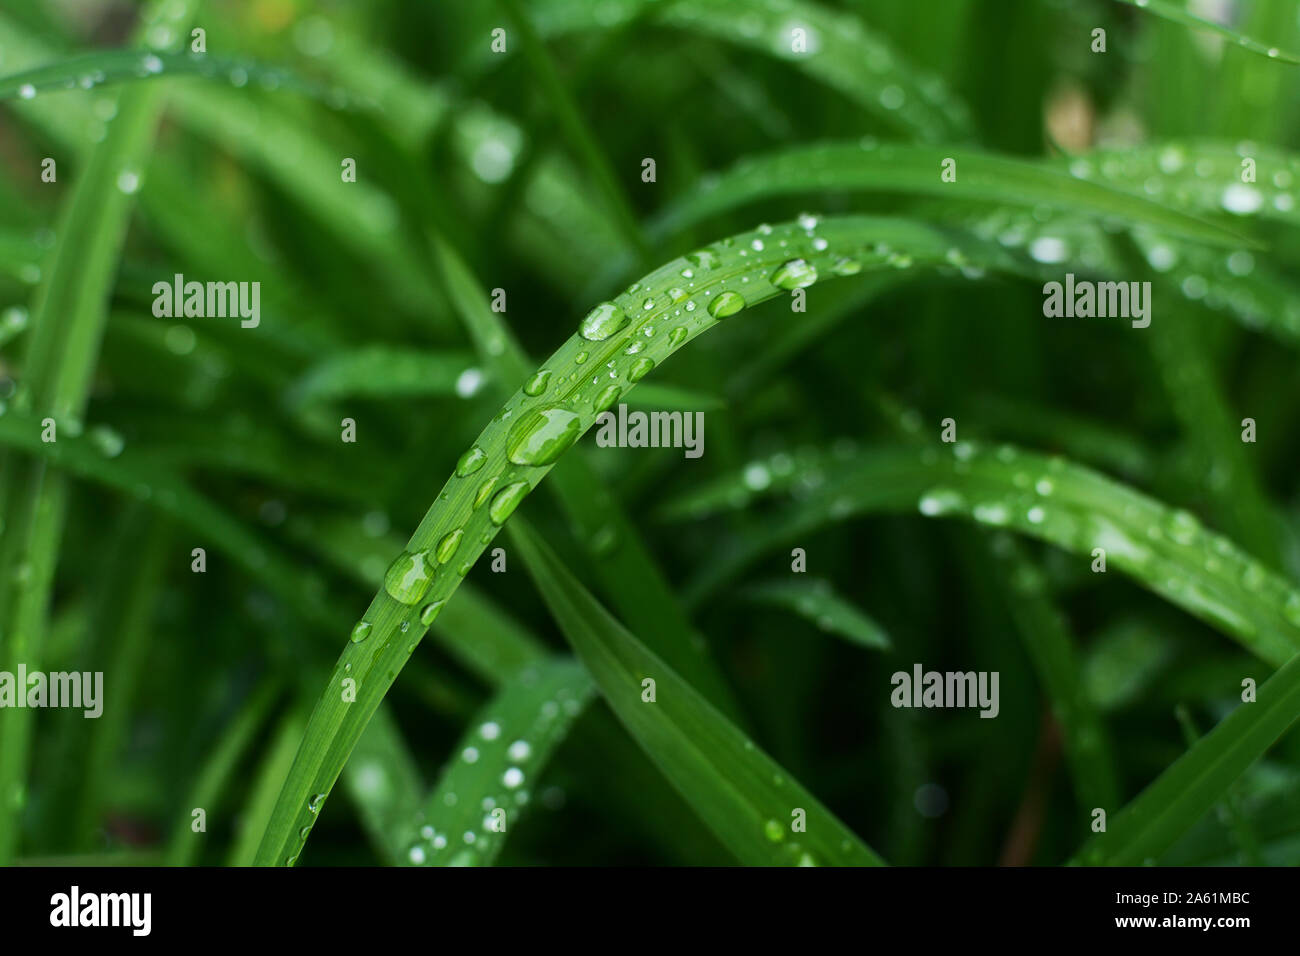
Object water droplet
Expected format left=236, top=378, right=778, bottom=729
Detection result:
left=488, top=481, right=530, bottom=524
left=408, top=845, right=426, bottom=864
left=687, top=249, right=719, bottom=271
left=480, top=721, right=501, bottom=740
left=628, top=357, right=655, bottom=383
left=462, top=746, right=479, bottom=763
left=506, top=406, right=583, bottom=465
left=384, top=550, right=434, bottom=605
left=523, top=369, right=552, bottom=396
left=508, top=740, right=532, bottom=761
left=830, top=257, right=861, bottom=276
left=764, top=819, right=785, bottom=842
left=918, top=489, right=965, bottom=516
left=579, top=301, right=628, bottom=341
left=473, top=476, right=498, bottom=510
left=456, top=446, right=487, bottom=477
left=436, top=528, right=464, bottom=564
left=350, top=621, right=372, bottom=643
left=708, top=291, right=746, bottom=318
left=116, top=169, right=141, bottom=194
left=1221, top=183, right=1264, bottom=215
left=18, top=83, right=36, bottom=100
left=502, top=767, right=525, bottom=789
left=1029, top=236, right=1069, bottom=264
left=669, top=327, right=688, bottom=347
left=593, top=384, right=621, bottom=412
left=770, top=258, right=818, bottom=289
left=308, top=793, right=325, bottom=813
left=420, top=600, right=445, bottom=625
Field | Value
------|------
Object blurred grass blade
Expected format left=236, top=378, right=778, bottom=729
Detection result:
left=1072, top=651, right=1300, bottom=865
left=1114, top=0, right=1300, bottom=64
left=0, top=49, right=312, bottom=101
left=227, top=703, right=307, bottom=866
left=342, top=706, right=426, bottom=865
left=653, top=143, right=1250, bottom=246
left=404, top=656, right=593, bottom=866
left=517, top=0, right=972, bottom=141
left=676, top=442, right=1300, bottom=667
left=166, top=680, right=280, bottom=866
left=287, top=347, right=480, bottom=405
left=742, top=578, right=891, bottom=652
left=510, top=519, right=883, bottom=866
left=0, top=0, right=193, bottom=863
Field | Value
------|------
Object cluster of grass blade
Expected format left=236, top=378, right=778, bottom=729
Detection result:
left=2, top=0, right=1299, bottom=868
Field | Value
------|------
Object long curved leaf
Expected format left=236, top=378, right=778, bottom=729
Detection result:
left=511, top=520, right=883, bottom=865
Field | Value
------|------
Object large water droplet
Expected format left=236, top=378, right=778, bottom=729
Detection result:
left=628, top=357, right=655, bottom=383
left=436, top=529, right=464, bottom=564
left=384, top=549, right=434, bottom=604
left=488, top=482, right=530, bottom=524
left=350, top=620, right=373, bottom=643
left=708, top=291, right=746, bottom=318
left=456, top=446, right=487, bottom=477
left=579, top=302, right=628, bottom=341
left=523, top=369, right=552, bottom=396
left=506, top=407, right=583, bottom=465
left=770, top=258, right=818, bottom=289
left=593, top=385, right=621, bottom=412
left=1220, top=183, right=1263, bottom=215
left=473, top=476, right=497, bottom=510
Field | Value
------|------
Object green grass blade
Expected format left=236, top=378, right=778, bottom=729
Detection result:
left=166, top=680, right=280, bottom=866
left=676, top=442, right=1300, bottom=667
left=1071, top=651, right=1300, bottom=865
left=509, top=519, right=884, bottom=866
left=287, top=347, right=480, bottom=405
left=494, top=0, right=646, bottom=255
left=1114, top=0, right=1300, bottom=64
left=403, top=656, right=593, bottom=866
left=0, top=0, right=193, bottom=861
left=427, top=231, right=743, bottom=714
left=255, top=214, right=961, bottom=866
left=227, top=703, right=307, bottom=866
left=987, top=535, right=1120, bottom=812
left=741, top=578, right=891, bottom=651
